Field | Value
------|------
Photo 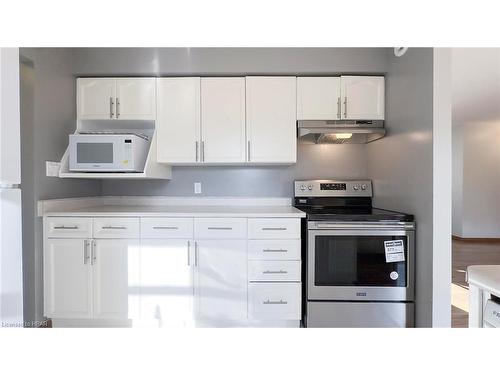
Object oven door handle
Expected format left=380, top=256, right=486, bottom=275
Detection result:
left=311, top=222, right=414, bottom=230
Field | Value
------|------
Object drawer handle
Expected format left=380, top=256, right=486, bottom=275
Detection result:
left=207, top=227, right=233, bottom=230
left=263, top=299, right=288, bottom=305
left=262, top=270, right=288, bottom=274
left=262, top=249, right=288, bottom=253
left=101, top=226, right=127, bottom=230
left=152, top=226, right=179, bottom=230
left=53, top=225, right=78, bottom=230
left=261, top=227, right=287, bottom=231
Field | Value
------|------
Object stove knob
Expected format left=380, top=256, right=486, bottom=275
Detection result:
left=300, top=185, right=306, bottom=191
left=361, top=184, right=367, bottom=190
left=353, top=184, right=359, bottom=191
left=307, top=185, right=313, bottom=191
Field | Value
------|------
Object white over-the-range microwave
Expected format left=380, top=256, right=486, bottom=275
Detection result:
left=69, top=133, right=149, bottom=172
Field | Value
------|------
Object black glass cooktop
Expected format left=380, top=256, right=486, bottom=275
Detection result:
left=296, top=206, right=414, bottom=222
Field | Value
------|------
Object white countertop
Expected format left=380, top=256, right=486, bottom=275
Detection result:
left=38, top=196, right=306, bottom=218
left=467, top=265, right=500, bottom=296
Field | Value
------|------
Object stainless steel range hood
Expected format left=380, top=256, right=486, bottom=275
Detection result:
left=297, top=120, right=386, bottom=144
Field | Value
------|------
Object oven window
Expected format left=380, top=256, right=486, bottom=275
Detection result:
left=77, top=143, right=113, bottom=164
left=314, top=235, right=407, bottom=287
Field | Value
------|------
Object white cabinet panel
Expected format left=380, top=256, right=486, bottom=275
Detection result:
left=141, top=217, right=194, bottom=239
left=246, top=77, right=297, bottom=163
left=194, top=240, right=247, bottom=322
left=248, top=218, right=300, bottom=239
left=201, top=78, right=246, bottom=163
left=297, top=77, right=341, bottom=120
left=116, top=78, right=156, bottom=120
left=341, top=76, right=385, bottom=120
left=46, top=217, right=92, bottom=238
left=194, top=218, right=247, bottom=239
left=140, top=239, right=194, bottom=326
left=77, top=78, right=116, bottom=120
left=248, top=239, right=301, bottom=260
left=93, top=217, right=140, bottom=238
left=248, top=260, right=301, bottom=282
left=44, top=239, right=92, bottom=319
left=92, top=239, right=140, bottom=319
left=156, top=78, right=200, bottom=163
left=248, top=283, right=301, bottom=320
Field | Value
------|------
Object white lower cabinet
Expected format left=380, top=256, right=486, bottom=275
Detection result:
left=44, top=216, right=301, bottom=327
left=139, top=239, right=194, bottom=327
left=44, top=238, right=92, bottom=319
left=194, top=239, right=248, bottom=323
left=92, top=239, right=140, bottom=319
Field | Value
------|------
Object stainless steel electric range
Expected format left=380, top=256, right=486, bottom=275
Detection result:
left=294, top=179, right=415, bottom=328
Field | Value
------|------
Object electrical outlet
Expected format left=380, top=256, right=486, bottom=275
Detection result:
left=46, top=161, right=61, bottom=177
left=194, top=182, right=202, bottom=194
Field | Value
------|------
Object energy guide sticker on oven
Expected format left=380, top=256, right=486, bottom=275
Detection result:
left=384, top=240, right=405, bottom=263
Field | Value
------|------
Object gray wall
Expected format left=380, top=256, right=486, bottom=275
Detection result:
left=19, top=48, right=101, bottom=324
left=367, top=48, right=434, bottom=327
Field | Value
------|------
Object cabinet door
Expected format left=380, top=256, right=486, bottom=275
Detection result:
left=341, top=76, right=385, bottom=120
left=201, top=78, right=246, bottom=163
left=156, top=78, right=200, bottom=163
left=297, top=77, right=341, bottom=120
left=44, top=239, right=92, bottom=319
left=92, top=239, right=140, bottom=319
left=77, top=78, right=116, bottom=120
left=194, top=240, right=247, bottom=323
left=116, top=78, right=156, bottom=120
left=246, top=77, right=297, bottom=163
left=140, top=239, right=194, bottom=327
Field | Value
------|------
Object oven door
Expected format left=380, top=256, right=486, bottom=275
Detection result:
left=69, top=135, right=126, bottom=172
left=307, top=222, right=414, bottom=301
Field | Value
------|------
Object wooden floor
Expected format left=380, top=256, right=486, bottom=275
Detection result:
left=451, top=238, right=500, bottom=327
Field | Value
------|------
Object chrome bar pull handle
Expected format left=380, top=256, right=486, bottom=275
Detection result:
left=102, top=225, right=126, bottom=230
left=116, top=97, right=120, bottom=118
left=263, top=299, right=287, bottom=305
left=261, top=227, right=287, bottom=231
left=262, top=270, right=287, bottom=274
left=194, top=241, right=198, bottom=267
left=247, top=140, right=251, bottom=162
left=195, top=141, right=199, bottom=162
left=201, top=141, right=205, bottom=162
left=187, top=241, right=191, bottom=266
left=54, top=225, right=78, bottom=230
left=262, top=249, right=287, bottom=253
left=91, top=240, right=96, bottom=265
left=83, top=240, right=90, bottom=265
left=344, top=96, right=347, bottom=118
left=110, top=97, right=114, bottom=118
left=207, top=227, right=232, bottom=230
left=152, top=226, right=178, bottom=230
left=337, top=97, right=341, bottom=119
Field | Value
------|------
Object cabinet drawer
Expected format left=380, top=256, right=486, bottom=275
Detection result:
left=248, top=283, right=301, bottom=320
left=93, top=217, right=140, bottom=238
left=248, top=260, right=301, bottom=282
left=248, top=218, right=300, bottom=239
left=141, top=217, right=193, bottom=238
left=194, top=218, right=247, bottom=239
left=248, top=240, right=301, bottom=260
left=46, top=217, right=92, bottom=238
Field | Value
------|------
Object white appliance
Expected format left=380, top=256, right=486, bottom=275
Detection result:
left=0, top=48, right=24, bottom=327
left=69, top=132, right=149, bottom=172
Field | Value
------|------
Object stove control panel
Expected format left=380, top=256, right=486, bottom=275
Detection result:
left=294, top=179, right=372, bottom=197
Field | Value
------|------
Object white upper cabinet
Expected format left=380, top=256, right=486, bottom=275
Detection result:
left=201, top=78, right=246, bottom=163
left=296, top=76, right=385, bottom=121
left=77, top=78, right=116, bottom=120
left=115, top=78, right=156, bottom=120
left=246, top=77, right=297, bottom=164
left=341, top=76, right=385, bottom=120
left=156, top=78, right=201, bottom=163
left=77, top=78, right=156, bottom=120
left=44, top=238, right=92, bottom=319
left=297, top=77, right=341, bottom=120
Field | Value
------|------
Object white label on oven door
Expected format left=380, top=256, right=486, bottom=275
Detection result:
left=384, top=240, right=405, bottom=263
